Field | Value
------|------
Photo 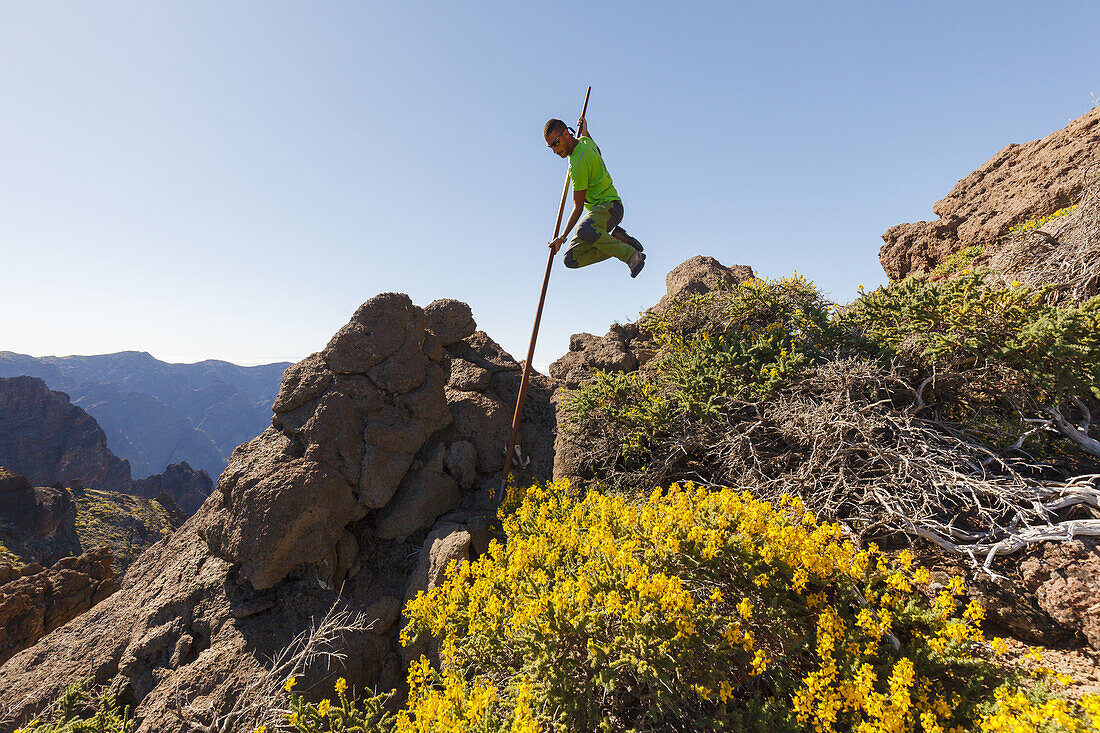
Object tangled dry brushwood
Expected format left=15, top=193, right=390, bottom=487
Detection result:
left=986, top=177, right=1100, bottom=304
left=178, top=600, right=373, bottom=733
left=567, top=358, right=1100, bottom=576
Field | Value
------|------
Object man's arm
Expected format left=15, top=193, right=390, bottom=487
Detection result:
left=577, top=117, right=590, bottom=139
left=549, top=189, right=587, bottom=254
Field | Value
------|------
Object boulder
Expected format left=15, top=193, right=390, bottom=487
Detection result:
left=654, top=255, right=755, bottom=312
left=1021, top=538, right=1100, bottom=651
left=424, top=299, right=477, bottom=347
left=880, top=106, right=1100, bottom=280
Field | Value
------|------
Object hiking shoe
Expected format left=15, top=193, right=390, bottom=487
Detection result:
left=628, top=251, right=646, bottom=278
left=613, top=227, right=643, bottom=252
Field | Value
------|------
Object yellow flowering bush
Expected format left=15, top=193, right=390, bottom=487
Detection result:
left=1008, top=204, right=1080, bottom=234
left=282, top=676, right=395, bottom=732
left=398, top=479, right=1031, bottom=732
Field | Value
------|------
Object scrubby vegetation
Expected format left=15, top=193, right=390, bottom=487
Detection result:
left=69, top=486, right=176, bottom=572
left=13, top=678, right=132, bottom=732
left=561, top=273, right=1100, bottom=559
left=12, top=272, right=1100, bottom=732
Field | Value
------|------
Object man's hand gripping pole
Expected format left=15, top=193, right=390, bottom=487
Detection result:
left=499, top=86, right=592, bottom=499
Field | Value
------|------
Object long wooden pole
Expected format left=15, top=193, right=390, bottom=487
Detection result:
left=500, top=85, right=591, bottom=496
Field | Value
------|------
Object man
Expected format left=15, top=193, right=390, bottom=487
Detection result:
left=545, top=116, right=645, bottom=277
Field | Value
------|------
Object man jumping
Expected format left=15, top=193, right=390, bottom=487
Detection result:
left=544, top=116, right=645, bottom=277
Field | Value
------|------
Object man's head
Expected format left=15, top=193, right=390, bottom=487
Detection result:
left=543, top=118, right=574, bottom=158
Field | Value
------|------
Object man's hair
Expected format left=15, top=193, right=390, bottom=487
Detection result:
left=543, top=118, right=568, bottom=137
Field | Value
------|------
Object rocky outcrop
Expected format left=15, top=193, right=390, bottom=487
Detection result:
left=0, top=293, right=554, bottom=732
left=880, top=106, right=1100, bottom=280
left=550, top=257, right=755, bottom=390
left=0, top=468, right=80, bottom=566
left=0, top=547, right=116, bottom=666
left=131, top=462, right=214, bottom=515
left=551, top=256, right=754, bottom=482
left=0, top=377, right=131, bottom=493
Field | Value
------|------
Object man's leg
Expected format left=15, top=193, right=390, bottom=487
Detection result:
left=563, top=201, right=635, bottom=268
left=612, top=225, right=643, bottom=252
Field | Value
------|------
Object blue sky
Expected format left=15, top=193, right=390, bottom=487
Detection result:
left=2, top=1, right=1098, bottom=369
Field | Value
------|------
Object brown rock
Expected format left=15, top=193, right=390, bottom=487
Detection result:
left=444, top=440, right=478, bottom=489
left=880, top=107, right=1100, bottom=280
left=130, top=462, right=214, bottom=515
left=1021, top=538, right=1100, bottom=651
left=424, top=299, right=477, bottom=347
left=446, top=390, right=511, bottom=475
left=654, top=255, right=755, bottom=312
left=323, top=293, right=421, bottom=375
left=447, top=357, right=492, bottom=392
left=0, top=547, right=116, bottom=665
left=549, top=330, right=638, bottom=389
left=272, top=353, right=332, bottom=414
left=201, top=429, right=364, bottom=590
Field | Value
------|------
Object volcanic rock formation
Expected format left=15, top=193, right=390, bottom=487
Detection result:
left=0, top=293, right=555, bottom=732
left=0, top=377, right=132, bottom=493
left=880, top=106, right=1100, bottom=281
left=0, top=547, right=116, bottom=666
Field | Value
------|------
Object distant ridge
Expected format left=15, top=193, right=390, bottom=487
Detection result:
left=0, top=351, right=289, bottom=478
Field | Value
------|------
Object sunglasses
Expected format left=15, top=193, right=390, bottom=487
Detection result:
left=547, top=132, right=564, bottom=149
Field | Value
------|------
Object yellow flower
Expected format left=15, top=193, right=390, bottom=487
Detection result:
left=335, top=677, right=347, bottom=694
left=317, top=698, right=331, bottom=718
left=252, top=727, right=267, bottom=733
left=284, top=676, right=297, bottom=693
left=287, top=711, right=299, bottom=725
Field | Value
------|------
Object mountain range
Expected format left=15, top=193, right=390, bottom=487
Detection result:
left=0, top=351, right=289, bottom=479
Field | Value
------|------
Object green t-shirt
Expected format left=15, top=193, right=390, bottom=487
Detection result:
left=568, top=136, right=620, bottom=209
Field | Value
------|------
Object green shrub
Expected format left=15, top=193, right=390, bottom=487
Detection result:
left=929, top=245, right=984, bottom=279
left=14, top=679, right=131, bottom=732
left=840, top=271, right=1100, bottom=407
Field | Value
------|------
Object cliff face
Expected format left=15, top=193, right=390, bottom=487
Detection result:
left=0, top=294, right=555, bottom=732
left=0, top=377, right=132, bottom=493
left=880, top=106, right=1100, bottom=281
